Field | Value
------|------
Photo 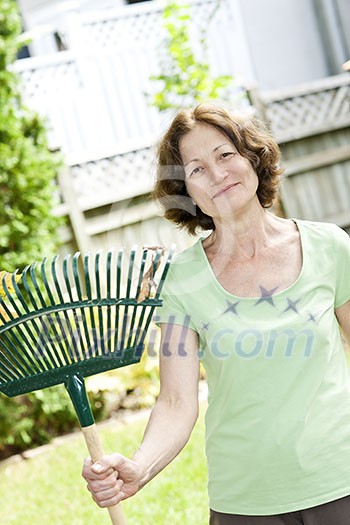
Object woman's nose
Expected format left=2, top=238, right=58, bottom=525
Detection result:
left=208, top=164, right=228, bottom=185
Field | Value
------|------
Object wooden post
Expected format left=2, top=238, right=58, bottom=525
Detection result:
left=57, top=166, right=92, bottom=255
left=245, top=85, right=271, bottom=128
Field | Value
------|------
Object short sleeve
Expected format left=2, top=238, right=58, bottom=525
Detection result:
left=153, top=266, right=197, bottom=330
left=334, top=227, right=350, bottom=308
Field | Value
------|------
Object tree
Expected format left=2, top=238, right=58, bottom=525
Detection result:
left=0, top=0, right=62, bottom=271
left=149, top=0, right=239, bottom=111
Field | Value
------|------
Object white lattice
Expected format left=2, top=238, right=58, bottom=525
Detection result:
left=14, top=54, right=83, bottom=149
left=70, top=146, right=156, bottom=210
left=16, top=55, right=82, bottom=105
left=14, top=0, right=245, bottom=155
left=265, top=79, right=350, bottom=140
left=83, top=10, right=163, bottom=49
left=81, top=0, right=223, bottom=50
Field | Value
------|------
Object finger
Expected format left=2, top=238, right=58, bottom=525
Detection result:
left=89, top=483, right=125, bottom=508
left=91, top=453, right=125, bottom=475
left=82, top=457, right=116, bottom=481
left=90, top=478, right=123, bottom=496
left=88, top=474, right=122, bottom=493
left=92, top=491, right=125, bottom=508
left=82, top=458, right=94, bottom=480
left=83, top=466, right=115, bottom=481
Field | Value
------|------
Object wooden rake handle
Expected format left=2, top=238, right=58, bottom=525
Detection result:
left=82, top=424, right=127, bottom=525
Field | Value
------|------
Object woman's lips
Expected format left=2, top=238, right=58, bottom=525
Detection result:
left=213, top=182, right=239, bottom=199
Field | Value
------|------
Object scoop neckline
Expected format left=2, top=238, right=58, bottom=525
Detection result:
left=197, top=218, right=305, bottom=301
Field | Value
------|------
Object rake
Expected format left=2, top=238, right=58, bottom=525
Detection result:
left=0, top=246, right=172, bottom=525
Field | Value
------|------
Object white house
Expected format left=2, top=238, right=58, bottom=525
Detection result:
left=17, top=0, right=350, bottom=90
left=12, top=0, right=350, bottom=253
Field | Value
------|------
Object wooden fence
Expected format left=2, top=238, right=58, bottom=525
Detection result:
left=12, top=0, right=349, bottom=253
left=249, top=74, right=350, bottom=234
left=54, top=73, right=350, bottom=258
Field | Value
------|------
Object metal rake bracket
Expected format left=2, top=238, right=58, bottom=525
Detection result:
left=0, top=246, right=173, bottom=398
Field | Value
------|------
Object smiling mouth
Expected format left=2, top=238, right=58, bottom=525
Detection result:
left=213, top=183, right=239, bottom=199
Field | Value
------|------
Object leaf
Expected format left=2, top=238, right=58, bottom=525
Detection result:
left=0, top=270, right=21, bottom=298
left=137, top=247, right=164, bottom=303
left=0, top=304, right=11, bottom=323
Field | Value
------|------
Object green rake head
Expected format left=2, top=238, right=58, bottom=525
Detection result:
left=0, top=246, right=172, bottom=425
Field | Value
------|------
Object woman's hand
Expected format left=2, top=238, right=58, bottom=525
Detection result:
left=82, top=453, right=142, bottom=508
left=82, top=324, right=200, bottom=509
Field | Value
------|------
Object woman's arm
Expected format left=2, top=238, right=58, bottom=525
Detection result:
left=335, top=299, right=350, bottom=346
left=82, top=323, right=200, bottom=508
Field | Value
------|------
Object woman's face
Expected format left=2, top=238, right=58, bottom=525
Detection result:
left=179, top=123, right=260, bottom=220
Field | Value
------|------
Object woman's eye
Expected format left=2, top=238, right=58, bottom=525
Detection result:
left=221, top=151, right=234, bottom=159
left=189, top=166, right=203, bottom=177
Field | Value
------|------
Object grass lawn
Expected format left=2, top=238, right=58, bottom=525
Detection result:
left=1, top=346, right=348, bottom=525
left=0, top=407, right=208, bottom=525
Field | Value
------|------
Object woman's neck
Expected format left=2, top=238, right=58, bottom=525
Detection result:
left=204, top=207, right=287, bottom=260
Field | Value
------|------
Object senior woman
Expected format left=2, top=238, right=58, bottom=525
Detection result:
left=82, top=105, right=350, bottom=524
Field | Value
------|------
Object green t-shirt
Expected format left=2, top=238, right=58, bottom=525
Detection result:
left=155, top=219, right=350, bottom=515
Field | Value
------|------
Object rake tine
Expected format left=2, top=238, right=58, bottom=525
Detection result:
left=29, top=263, right=69, bottom=369
left=40, top=258, right=69, bottom=367
left=63, top=255, right=85, bottom=362
left=51, top=256, right=79, bottom=364
left=116, top=249, right=122, bottom=298
left=126, top=247, right=136, bottom=299
left=72, top=253, right=94, bottom=357
left=0, top=331, right=30, bottom=380
left=106, top=250, right=113, bottom=355
left=154, top=245, right=175, bottom=298
left=0, top=349, right=23, bottom=381
left=0, top=273, right=44, bottom=375
left=84, top=254, right=98, bottom=358
left=40, top=258, right=55, bottom=305
left=0, top=306, right=6, bottom=326
left=24, top=263, right=39, bottom=310
left=21, top=264, right=60, bottom=370
left=135, top=248, right=149, bottom=298
left=23, top=264, right=64, bottom=361
left=113, top=249, right=123, bottom=354
left=7, top=268, right=30, bottom=318
left=151, top=249, right=162, bottom=275
left=61, top=255, right=82, bottom=362
left=0, top=293, right=15, bottom=324
left=29, top=264, right=47, bottom=308
left=119, top=247, right=136, bottom=353
left=95, top=252, right=105, bottom=356
left=29, top=263, right=47, bottom=309
left=0, top=360, right=16, bottom=383
left=126, top=248, right=148, bottom=349
left=9, top=268, right=53, bottom=372
left=0, top=322, right=42, bottom=377
left=0, top=350, right=15, bottom=382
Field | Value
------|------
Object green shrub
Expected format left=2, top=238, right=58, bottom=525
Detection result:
left=0, top=384, right=108, bottom=459
left=0, top=352, right=159, bottom=459
left=0, top=0, right=62, bottom=272
left=0, top=388, right=75, bottom=456
left=0, top=2, right=162, bottom=459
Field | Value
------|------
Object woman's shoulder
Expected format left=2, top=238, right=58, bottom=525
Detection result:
left=295, top=218, right=349, bottom=243
left=163, top=237, right=207, bottom=289
left=170, top=237, right=204, bottom=266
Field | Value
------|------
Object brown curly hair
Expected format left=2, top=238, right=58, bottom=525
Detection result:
left=153, top=104, right=283, bottom=235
